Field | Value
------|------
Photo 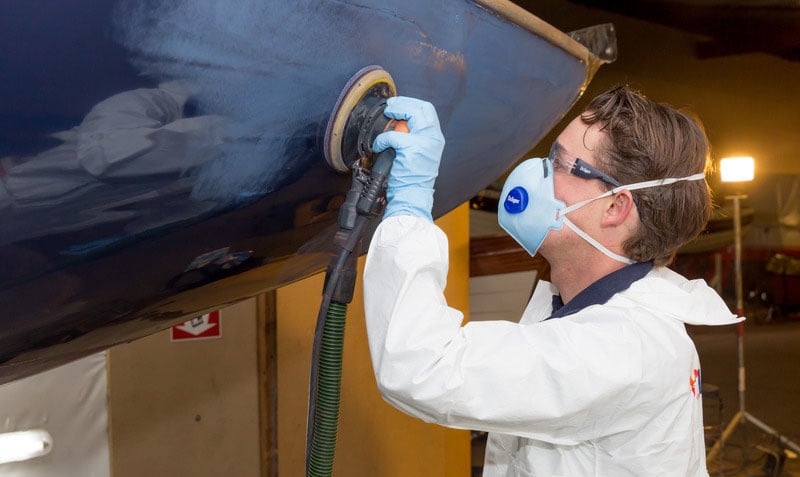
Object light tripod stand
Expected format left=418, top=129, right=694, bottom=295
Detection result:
left=706, top=193, right=800, bottom=466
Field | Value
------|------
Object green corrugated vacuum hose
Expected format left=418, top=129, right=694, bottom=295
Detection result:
left=307, top=301, right=348, bottom=477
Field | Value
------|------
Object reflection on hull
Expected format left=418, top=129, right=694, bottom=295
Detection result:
left=0, top=0, right=608, bottom=382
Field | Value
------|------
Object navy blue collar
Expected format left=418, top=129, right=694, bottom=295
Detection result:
left=549, top=261, right=654, bottom=319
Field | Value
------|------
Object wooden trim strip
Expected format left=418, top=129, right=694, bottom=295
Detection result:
left=257, top=292, right=278, bottom=477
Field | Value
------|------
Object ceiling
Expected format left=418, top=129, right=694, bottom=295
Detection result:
left=555, top=0, right=800, bottom=61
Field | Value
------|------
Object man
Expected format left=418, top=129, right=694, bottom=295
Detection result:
left=363, top=88, right=742, bottom=476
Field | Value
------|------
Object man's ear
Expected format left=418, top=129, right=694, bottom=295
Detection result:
left=602, top=190, right=636, bottom=226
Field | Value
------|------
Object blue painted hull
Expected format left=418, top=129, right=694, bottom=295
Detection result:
left=0, top=0, right=605, bottom=381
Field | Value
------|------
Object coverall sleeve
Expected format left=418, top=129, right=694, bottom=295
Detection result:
left=363, top=216, right=645, bottom=445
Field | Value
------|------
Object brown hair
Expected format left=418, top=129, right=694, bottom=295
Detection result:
left=580, top=86, right=712, bottom=266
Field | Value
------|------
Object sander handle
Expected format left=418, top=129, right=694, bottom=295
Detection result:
left=356, top=119, right=408, bottom=217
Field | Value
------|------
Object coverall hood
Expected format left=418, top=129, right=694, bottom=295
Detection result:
left=619, top=266, right=744, bottom=326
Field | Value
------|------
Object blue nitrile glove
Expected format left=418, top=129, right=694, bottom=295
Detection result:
left=372, top=96, right=445, bottom=222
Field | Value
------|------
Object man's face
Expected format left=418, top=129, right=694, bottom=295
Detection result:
left=550, top=115, right=609, bottom=203
left=539, top=115, right=609, bottom=256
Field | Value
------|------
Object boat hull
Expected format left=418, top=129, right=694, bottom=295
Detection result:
left=0, top=0, right=605, bottom=382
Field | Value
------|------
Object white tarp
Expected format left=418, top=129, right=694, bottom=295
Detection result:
left=0, top=353, right=109, bottom=477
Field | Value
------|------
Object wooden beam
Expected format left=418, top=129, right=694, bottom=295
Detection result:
left=470, top=234, right=551, bottom=280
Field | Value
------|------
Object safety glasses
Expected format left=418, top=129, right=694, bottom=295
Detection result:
left=549, top=141, right=646, bottom=220
left=549, top=141, right=622, bottom=189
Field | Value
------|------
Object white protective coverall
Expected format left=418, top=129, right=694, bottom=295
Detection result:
left=363, top=216, right=743, bottom=477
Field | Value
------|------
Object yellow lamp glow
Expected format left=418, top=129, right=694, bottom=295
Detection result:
left=720, top=156, right=755, bottom=182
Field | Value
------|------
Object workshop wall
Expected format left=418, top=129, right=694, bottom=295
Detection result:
left=108, top=298, right=262, bottom=477
left=106, top=204, right=471, bottom=476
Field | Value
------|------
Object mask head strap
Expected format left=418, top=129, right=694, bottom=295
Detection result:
left=560, top=173, right=706, bottom=216
left=563, top=217, right=635, bottom=264
left=558, top=172, right=706, bottom=264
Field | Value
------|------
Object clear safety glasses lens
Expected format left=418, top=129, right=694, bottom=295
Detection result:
left=548, top=142, right=622, bottom=189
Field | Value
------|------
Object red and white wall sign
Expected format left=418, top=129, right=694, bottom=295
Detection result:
left=171, top=310, right=222, bottom=341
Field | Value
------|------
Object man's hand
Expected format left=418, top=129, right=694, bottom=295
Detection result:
left=372, top=96, right=445, bottom=222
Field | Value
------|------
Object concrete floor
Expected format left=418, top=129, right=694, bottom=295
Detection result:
left=691, top=315, right=800, bottom=477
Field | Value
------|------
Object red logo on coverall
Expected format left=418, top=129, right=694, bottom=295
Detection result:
left=689, top=369, right=701, bottom=399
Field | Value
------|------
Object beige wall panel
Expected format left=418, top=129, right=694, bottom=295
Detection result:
left=108, top=299, right=260, bottom=477
left=277, top=204, right=472, bottom=476
left=107, top=204, right=470, bottom=476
